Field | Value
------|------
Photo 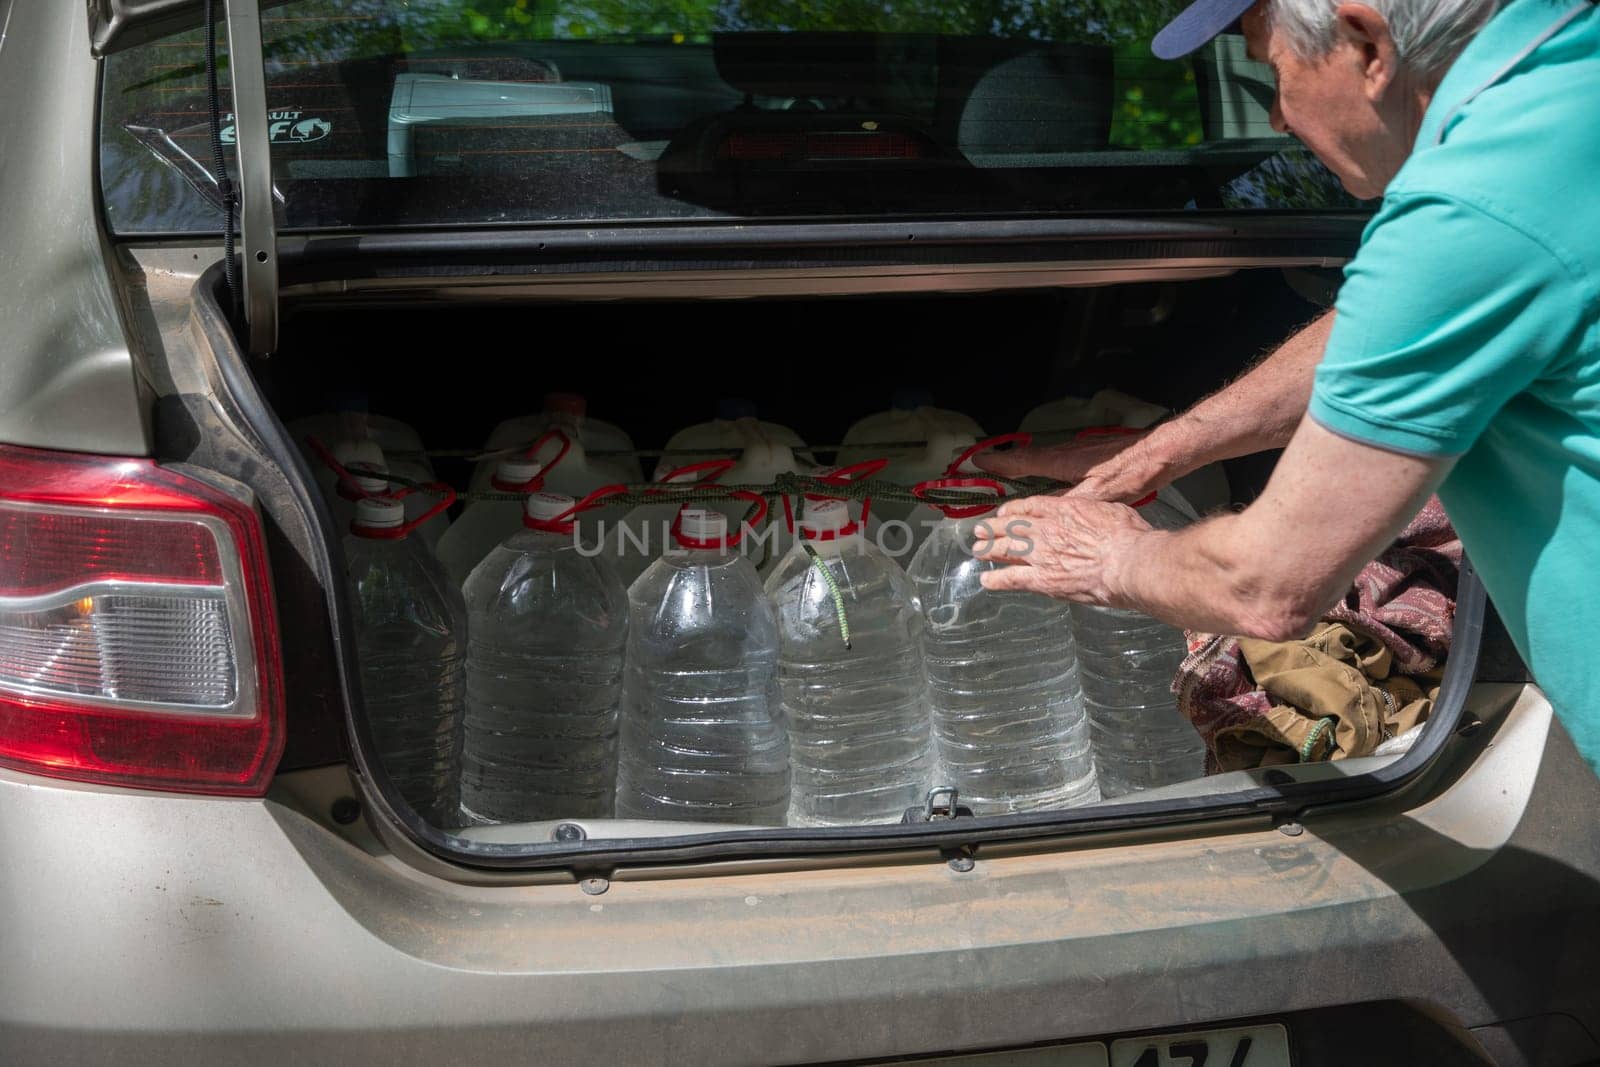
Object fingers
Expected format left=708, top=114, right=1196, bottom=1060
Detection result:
left=996, top=495, right=1073, bottom=520
left=978, top=564, right=1041, bottom=594
left=971, top=448, right=1033, bottom=478
left=1063, top=477, right=1153, bottom=506
left=971, top=533, right=1034, bottom=565
left=973, top=443, right=1087, bottom=481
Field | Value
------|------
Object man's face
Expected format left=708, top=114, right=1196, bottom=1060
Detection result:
left=1242, top=2, right=1421, bottom=200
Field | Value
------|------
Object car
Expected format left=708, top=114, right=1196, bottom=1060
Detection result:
left=2, top=0, right=1598, bottom=1063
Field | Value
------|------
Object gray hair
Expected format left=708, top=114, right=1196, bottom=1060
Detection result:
left=1268, top=0, right=1500, bottom=77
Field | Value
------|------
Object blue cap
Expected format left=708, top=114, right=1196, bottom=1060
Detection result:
left=716, top=397, right=759, bottom=421
left=1151, top=0, right=1256, bottom=60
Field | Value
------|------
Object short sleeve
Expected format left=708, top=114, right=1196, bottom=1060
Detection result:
left=1310, top=191, right=1589, bottom=456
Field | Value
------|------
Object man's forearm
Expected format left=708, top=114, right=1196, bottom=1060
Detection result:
left=1103, top=412, right=1450, bottom=644
left=1138, top=309, right=1335, bottom=484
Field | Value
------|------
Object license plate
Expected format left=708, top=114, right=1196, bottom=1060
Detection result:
left=1110, top=1024, right=1291, bottom=1067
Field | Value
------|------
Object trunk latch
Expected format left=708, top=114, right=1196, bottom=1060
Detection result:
left=903, top=786, right=972, bottom=824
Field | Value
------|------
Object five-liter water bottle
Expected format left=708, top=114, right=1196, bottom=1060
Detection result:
left=344, top=495, right=468, bottom=827
left=616, top=507, right=790, bottom=825
left=764, top=499, right=933, bottom=826
left=836, top=387, right=985, bottom=528
left=470, top=391, right=644, bottom=490
left=459, top=492, right=630, bottom=824
left=436, top=457, right=545, bottom=590
left=907, top=508, right=1099, bottom=814
left=1069, top=496, right=1207, bottom=797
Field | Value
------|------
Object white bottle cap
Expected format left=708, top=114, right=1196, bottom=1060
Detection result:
left=348, top=462, right=390, bottom=496
left=678, top=507, right=727, bottom=542
left=495, top=458, right=544, bottom=485
left=332, top=437, right=384, bottom=469
left=525, top=491, right=575, bottom=522
left=352, top=496, right=405, bottom=533
left=800, top=499, right=852, bottom=536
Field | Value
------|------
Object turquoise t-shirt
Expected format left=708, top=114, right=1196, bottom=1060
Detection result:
left=1309, top=0, right=1600, bottom=768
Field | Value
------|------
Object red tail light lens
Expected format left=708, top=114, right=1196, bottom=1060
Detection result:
left=0, top=446, right=284, bottom=795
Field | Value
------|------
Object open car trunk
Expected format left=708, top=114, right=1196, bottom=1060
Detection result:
left=187, top=263, right=1486, bottom=870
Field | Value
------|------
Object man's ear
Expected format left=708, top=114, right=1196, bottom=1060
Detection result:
left=1333, top=3, right=1401, bottom=100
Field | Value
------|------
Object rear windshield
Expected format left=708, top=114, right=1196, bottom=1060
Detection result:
left=99, top=0, right=1365, bottom=234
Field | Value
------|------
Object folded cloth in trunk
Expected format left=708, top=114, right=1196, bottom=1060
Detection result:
left=1173, top=497, right=1462, bottom=772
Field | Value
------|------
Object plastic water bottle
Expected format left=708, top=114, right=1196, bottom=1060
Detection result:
left=907, top=510, right=1099, bottom=814
left=309, top=437, right=450, bottom=551
left=436, top=457, right=545, bottom=590
left=459, top=492, right=629, bottom=823
left=660, top=402, right=812, bottom=572
left=600, top=459, right=737, bottom=591
left=1018, top=389, right=1230, bottom=517
left=764, top=499, right=933, bottom=826
left=471, top=392, right=643, bottom=492
left=657, top=398, right=810, bottom=475
left=326, top=459, right=392, bottom=543
left=837, top=388, right=985, bottom=527
left=344, top=496, right=467, bottom=827
left=616, top=507, right=789, bottom=825
left=292, top=400, right=434, bottom=475
left=438, top=435, right=628, bottom=588
left=1069, top=497, right=1206, bottom=796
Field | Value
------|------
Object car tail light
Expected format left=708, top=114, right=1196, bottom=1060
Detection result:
left=0, top=445, right=284, bottom=795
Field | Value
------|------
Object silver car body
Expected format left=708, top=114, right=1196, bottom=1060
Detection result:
left=1, top=2, right=1597, bottom=1064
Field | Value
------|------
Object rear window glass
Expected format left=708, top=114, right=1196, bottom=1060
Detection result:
left=99, top=0, right=1364, bottom=234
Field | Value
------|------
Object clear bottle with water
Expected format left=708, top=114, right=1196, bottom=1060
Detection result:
left=1070, top=497, right=1206, bottom=797
left=764, top=499, right=933, bottom=826
left=437, top=457, right=545, bottom=590
left=344, top=496, right=468, bottom=827
left=460, top=492, right=629, bottom=824
left=907, top=511, right=1098, bottom=814
left=616, top=507, right=789, bottom=825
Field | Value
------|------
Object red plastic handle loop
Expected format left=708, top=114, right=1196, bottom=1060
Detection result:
left=807, top=459, right=890, bottom=497
left=646, top=458, right=738, bottom=495
left=523, top=427, right=573, bottom=472
left=354, top=482, right=457, bottom=540
left=912, top=476, right=1006, bottom=519
left=945, top=432, right=1033, bottom=476
left=524, top=483, right=632, bottom=534
left=1073, top=425, right=1143, bottom=440
left=672, top=491, right=770, bottom=549
left=307, top=434, right=385, bottom=503
left=1072, top=426, right=1157, bottom=507
left=785, top=458, right=888, bottom=535
left=491, top=468, right=546, bottom=493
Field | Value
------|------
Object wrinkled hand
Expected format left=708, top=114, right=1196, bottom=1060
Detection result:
left=974, top=430, right=1166, bottom=504
left=972, top=494, right=1153, bottom=605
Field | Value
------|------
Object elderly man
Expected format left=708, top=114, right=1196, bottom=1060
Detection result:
left=976, top=0, right=1600, bottom=768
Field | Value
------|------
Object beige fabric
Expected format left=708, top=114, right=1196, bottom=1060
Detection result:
left=1210, top=622, right=1440, bottom=772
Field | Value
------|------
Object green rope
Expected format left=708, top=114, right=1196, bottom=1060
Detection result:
left=1299, top=717, right=1338, bottom=762
left=802, top=542, right=851, bottom=650
left=448, top=471, right=1058, bottom=510
left=410, top=431, right=1092, bottom=464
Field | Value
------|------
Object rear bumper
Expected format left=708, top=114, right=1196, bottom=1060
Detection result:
left=2, top=682, right=1596, bottom=1066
